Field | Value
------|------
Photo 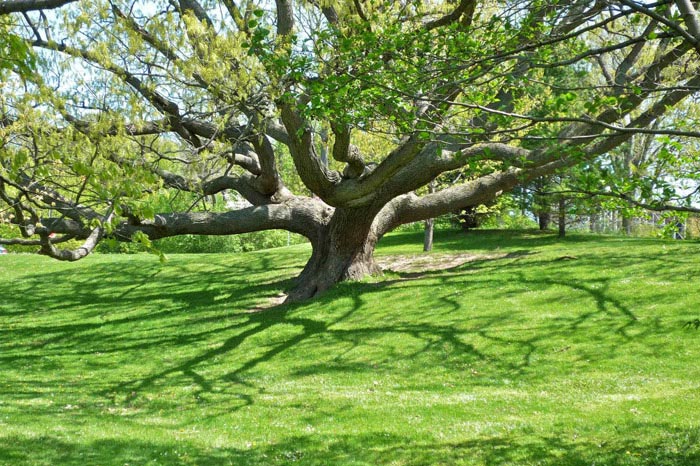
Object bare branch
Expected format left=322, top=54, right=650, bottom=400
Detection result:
left=618, top=0, right=700, bottom=52
left=353, top=0, right=369, bottom=23
left=553, top=189, right=700, bottom=214
left=113, top=197, right=329, bottom=242
left=279, top=102, right=341, bottom=198
left=275, top=0, right=294, bottom=36
left=21, top=11, right=42, bottom=40
left=0, top=234, right=75, bottom=246
left=39, top=208, right=114, bottom=261
left=0, top=0, right=77, bottom=15
left=170, top=0, right=214, bottom=28
left=423, top=0, right=476, bottom=31
left=221, top=0, right=247, bottom=31
left=675, top=0, right=700, bottom=39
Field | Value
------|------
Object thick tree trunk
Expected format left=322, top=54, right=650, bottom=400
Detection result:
left=558, top=197, right=566, bottom=238
left=589, top=214, right=598, bottom=233
left=286, top=207, right=382, bottom=302
left=622, top=215, right=632, bottom=235
left=538, top=211, right=551, bottom=230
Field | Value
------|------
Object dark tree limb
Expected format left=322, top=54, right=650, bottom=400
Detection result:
left=352, top=0, right=369, bottom=23
left=423, top=0, right=476, bottom=31
left=330, top=122, right=365, bottom=179
left=170, top=0, right=214, bottom=28
left=306, top=0, right=338, bottom=25
left=275, top=0, right=294, bottom=36
left=279, top=102, right=341, bottom=198
left=248, top=115, right=283, bottom=195
left=619, top=0, right=700, bottom=52
left=111, top=197, right=330, bottom=243
left=221, top=0, right=247, bottom=31
left=675, top=0, right=700, bottom=39
left=0, top=234, right=75, bottom=246
left=110, top=3, right=180, bottom=62
left=38, top=209, right=114, bottom=261
left=0, top=0, right=77, bottom=14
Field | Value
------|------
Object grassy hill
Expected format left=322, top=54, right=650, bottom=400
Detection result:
left=1, top=230, right=699, bottom=465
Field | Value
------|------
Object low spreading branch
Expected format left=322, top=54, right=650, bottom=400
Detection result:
left=0, top=0, right=77, bottom=15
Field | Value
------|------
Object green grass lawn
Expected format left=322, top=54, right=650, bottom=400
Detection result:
left=1, top=229, right=699, bottom=465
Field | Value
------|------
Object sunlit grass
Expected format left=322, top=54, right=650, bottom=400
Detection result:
left=1, top=230, right=699, bottom=465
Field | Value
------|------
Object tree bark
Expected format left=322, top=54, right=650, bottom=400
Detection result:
left=0, top=0, right=77, bottom=14
left=424, top=181, right=435, bottom=251
left=558, top=197, right=566, bottom=238
left=286, top=207, right=382, bottom=302
left=423, top=218, right=434, bottom=252
left=621, top=215, right=630, bottom=235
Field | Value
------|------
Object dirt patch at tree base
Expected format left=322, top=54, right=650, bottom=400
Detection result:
left=377, top=251, right=512, bottom=274
left=246, top=293, right=288, bottom=312
left=250, top=251, right=528, bottom=311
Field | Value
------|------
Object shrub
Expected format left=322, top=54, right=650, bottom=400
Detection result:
left=97, top=230, right=307, bottom=254
left=0, top=222, right=85, bottom=253
left=480, top=211, right=539, bottom=230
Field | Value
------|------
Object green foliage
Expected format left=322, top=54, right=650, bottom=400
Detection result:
left=656, top=211, right=688, bottom=239
left=0, top=223, right=33, bottom=253
left=154, top=230, right=306, bottom=254
left=0, top=222, right=84, bottom=253
left=467, top=194, right=539, bottom=230
left=96, top=230, right=307, bottom=254
left=394, top=215, right=453, bottom=233
left=2, top=231, right=700, bottom=464
left=1, top=0, right=699, bottom=279
left=0, top=18, right=35, bottom=78
left=480, top=210, right=539, bottom=230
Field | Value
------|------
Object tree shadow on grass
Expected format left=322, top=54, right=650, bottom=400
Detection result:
left=0, top=255, right=306, bottom=404
left=1, top=426, right=699, bottom=465
left=377, top=228, right=663, bottom=253
left=1, top=246, right=696, bottom=465
left=0, top=246, right=674, bottom=402
left=342, top=248, right=687, bottom=378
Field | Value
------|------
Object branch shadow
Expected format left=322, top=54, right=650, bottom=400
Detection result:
left=1, top=425, right=698, bottom=465
left=1, top=238, right=697, bottom=464
left=0, top=245, right=672, bottom=406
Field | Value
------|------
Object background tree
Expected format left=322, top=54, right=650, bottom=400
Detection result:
left=2, top=0, right=700, bottom=301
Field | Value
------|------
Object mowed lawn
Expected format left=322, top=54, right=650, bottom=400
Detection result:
left=1, top=230, right=699, bottom=465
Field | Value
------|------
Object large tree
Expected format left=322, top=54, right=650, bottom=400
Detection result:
left=2, top=0, right=700, bottom=301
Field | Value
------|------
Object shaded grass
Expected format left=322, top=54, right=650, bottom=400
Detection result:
left=1, top=230, right=700, bottom=465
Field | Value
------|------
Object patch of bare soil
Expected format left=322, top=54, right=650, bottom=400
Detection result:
left=246, top=293, right=288, bottom=313
left=377, top=251, right=511, bottom=275
left=248, top=251, right=528, bottom=311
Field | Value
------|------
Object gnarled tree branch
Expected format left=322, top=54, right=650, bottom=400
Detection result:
left=0, top=0, right=76, bottom=15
